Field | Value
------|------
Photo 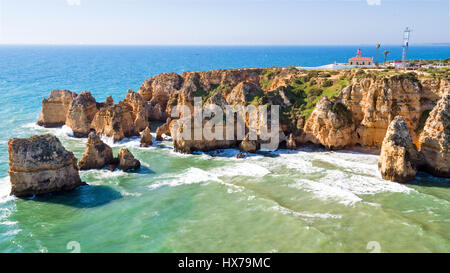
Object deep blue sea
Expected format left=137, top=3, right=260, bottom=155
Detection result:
left=0, top=45, right=449, bottom=252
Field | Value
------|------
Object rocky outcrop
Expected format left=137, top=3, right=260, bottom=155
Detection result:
left=117, top=148, right=140, bottom=171
left=287, top=134, right=296, bottom=150
left=418, top=94, right=450, bottom=177
left=302, top=97, right=356, bottom=149
left=156, top=118, right=172, bottom=141
left=90, top=102, right=138, bottom=142
left=226, top=82, right=264, bottom=105
left=78, top=132, right=114, bottom=170
left=37, top=90, right=77, bottom=127
left=123, top=90, right=149, bottom=133
left=378, top=116, right=422, bottom=183
left=140, top=127, right=153, bottom=147
left=104, top=96, right=114, bottom=106
left=8, top=134, right=85, bottom=197
left=239, top=134, right=259, bottom=153
left=339, top=74, right=438, bottom=147
left=170, top=117, right=237, bottom=153
left=66, top=91, right=99, bottom=137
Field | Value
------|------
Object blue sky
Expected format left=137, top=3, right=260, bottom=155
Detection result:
left=0, top=0, right=448, bottom=45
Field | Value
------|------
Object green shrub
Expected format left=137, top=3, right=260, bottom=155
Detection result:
left=322, top=79, right=333, bottom=87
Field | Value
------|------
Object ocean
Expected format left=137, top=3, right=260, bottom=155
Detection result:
left=0, top=45, right=449, bottom=252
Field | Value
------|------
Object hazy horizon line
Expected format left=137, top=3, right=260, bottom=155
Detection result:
left=0, top=43, right=449, bottom=47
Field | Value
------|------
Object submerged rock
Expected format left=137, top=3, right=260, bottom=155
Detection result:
left=378, top=116, right=422, bottom=183
left=418, top=94, right=450, bottom=177
left=117, top=148, right=141, bottom=171
left=140, top=127, right=153, bottom=147
left=66, top=91, right=99, bottom=137
left=78, top=132, right=114, bottom=170
left=8, top=134, right=85, bottom=197
left=37, top=90, right=77, bottom=127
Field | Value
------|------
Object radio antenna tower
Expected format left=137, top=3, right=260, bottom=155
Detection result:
left=401, top=27, right=412, bottom=67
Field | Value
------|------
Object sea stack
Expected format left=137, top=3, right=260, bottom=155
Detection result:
left=37, top=90, right=77, bottom=127
left=140, top=127, right=153, bottom=147
left=78, top=131, right=114, bottom=170
left=378, top=116, right=422, bottom=183
left=117, top=148, right=141, bottom=171
left=8, top=134, right=85, bottom=197
left=66, top=91, right=99, bottom=137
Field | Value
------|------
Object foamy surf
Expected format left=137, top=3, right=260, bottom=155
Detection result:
left=23, top=123, right=75, bottom=138
left=211, top=163, right=270, bottom=178
left=149, top=167, right=245, bottom=193
left=80, top=169, right=129, bottom=182
left=149, top=167, right=222, bottom=189
left=0, top=177, right=15, bottom=204
left=100, top=135, right=141, bottom=148
left=270, top=205, right=342, bottom=220
left=289, top=169, right=413, bottom=206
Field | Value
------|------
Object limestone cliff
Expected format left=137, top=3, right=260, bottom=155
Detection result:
left=38, top=90, right=77, bottom=127
left=90, top=102, right=138, bottom=142
left=66, top=91, right=99, bottom=137
left=8, top=134, right=84, bottom=197
left=78, top=132, right=114, bottom=170
left=418, top=94, right=450, bottom=177
left=140, top=126, right=153, bottom=147
left=123, top=90, right=150, bottom=133
left=338, top=74, right=443, bottom=148
left=117, top=148, right=141, bottom=171
left=378, top=116, right=422, bottom=183
left=301, top=97, right=356, bottom=149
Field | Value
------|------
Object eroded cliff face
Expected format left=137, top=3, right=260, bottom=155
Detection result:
left=8, top=134, right=84, bottom=197
left=301, top=97, right=356, bottom=149
left=418, top=94, right=450, bottom=177
left=78, top=132, right=114, bottom=170
left=38, top=90, right=78, bottom=127
left=378, top=116, right=422, bottom=183
left=123, top=90, right=150, bottom=133
left=90, top=102, right=138, bottom=142
left=35, top=67, right=449, bottom=180
left=66, top=91, right=99, bottom=137
left=338, top=75, right=435, bottom=148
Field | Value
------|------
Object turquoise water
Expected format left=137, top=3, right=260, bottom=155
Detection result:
left=0, top=46, right=449, bottom=253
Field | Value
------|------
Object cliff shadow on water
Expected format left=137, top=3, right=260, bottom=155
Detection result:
left=23, top=185, right=123, bottom=209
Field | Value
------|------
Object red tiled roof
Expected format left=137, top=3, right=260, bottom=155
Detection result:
left=349, top=57, right=373, bottom=61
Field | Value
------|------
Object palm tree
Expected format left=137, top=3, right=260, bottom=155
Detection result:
left=376, top=44, right=381, bottom=66
left=384, top=50, right=390, bottom=64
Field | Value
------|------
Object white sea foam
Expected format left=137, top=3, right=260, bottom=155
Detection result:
left=100, top=135, right=141, bottom=148
left=269, top=151, right=323, bottom=173
left=149, top=167, right=245, bottom=193
left=22, top=123, right=75, bottom=138
left=270, top=205, right=342, bottom=220
left=3, top=229, right=22, bottom=236
left=149, top=168, right=222, bottom=189
left=0, top=220, right=17, bottom=226
left=212, top=163, right=270, bottom=178
left=290, top=169, right=413, bottom=205
left=310, top=151, right=380, bottom=176
left=80, top=169, right=129, bottom=180
left=0, top=177, right=15, bottom=204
